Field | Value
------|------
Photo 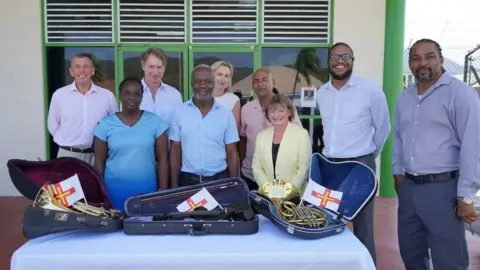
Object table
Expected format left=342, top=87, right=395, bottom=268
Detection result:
left=11, top=217, right=375, bottom=270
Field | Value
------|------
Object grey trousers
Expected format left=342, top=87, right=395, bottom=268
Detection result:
left=57, top=148, right=95, bottom=166
left=349, top=154, right=377, bottom=265
left=397, top=177, right=469, bottom=270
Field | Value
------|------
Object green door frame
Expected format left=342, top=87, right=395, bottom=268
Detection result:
left=116, top=45, right=190, bottom=102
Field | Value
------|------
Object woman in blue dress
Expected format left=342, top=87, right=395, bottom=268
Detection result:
left=93, top=77, right=169, bottom=212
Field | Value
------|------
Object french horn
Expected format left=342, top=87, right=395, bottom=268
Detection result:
left=33, top=184, right=122, bottom=220
left=258, top=179, right=328, bottom=228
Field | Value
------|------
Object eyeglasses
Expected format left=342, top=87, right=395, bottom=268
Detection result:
left=329, top=53, right=353, bottom=61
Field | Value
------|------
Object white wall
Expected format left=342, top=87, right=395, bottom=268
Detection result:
left=0, top=0, right=45, bottom=196
left=0, top=0, right=387, bottom=196
left=333, top=0, right=387, bottom=182
left=333, top=0, right=386, bottom=86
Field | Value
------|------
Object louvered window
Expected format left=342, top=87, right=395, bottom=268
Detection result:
left=263, top=0, right=330, bottom=43
left=44, top=0, right=113, bottom=43
left=191, top=0, right=257, bottom=43
left=118, top=0, right=186, bottom=43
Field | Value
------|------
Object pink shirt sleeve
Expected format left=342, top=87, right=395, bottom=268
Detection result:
left=240, top=107, right=247, bottom=137
left=47, top=94, right=61, bottom=136
left=108, top=92, right=118, bottom=114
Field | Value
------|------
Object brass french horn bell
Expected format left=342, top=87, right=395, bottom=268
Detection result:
left=33, top=184, right=122, bottom=220
left=258, top=179, right=328, bottom=228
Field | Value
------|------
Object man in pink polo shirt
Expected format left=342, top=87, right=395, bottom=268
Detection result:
left=238, top=68, right=303, bottom=190
left=48, top=53, right=117, bottom=165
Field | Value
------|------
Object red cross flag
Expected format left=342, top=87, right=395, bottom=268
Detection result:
left=176, top=187, right=220, bottom=212
left=52, top=174, right=86, bottom=207
left=302, top=180, right=343, bottom=212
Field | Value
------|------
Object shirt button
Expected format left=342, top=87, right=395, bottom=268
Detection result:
left=414, top=122, right=418, bottom=124
left=416, top=105, right=420, bottom=107
left=412, top=140, right=415, bottom=143
left=411, top=157, right=414, bottom=160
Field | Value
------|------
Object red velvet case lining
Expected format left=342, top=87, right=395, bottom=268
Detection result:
left=8, top=158, right=111, bottom=208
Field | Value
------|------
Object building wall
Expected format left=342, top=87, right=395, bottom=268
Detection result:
left=0, top=0, right=387, bottom=196
left=333, top=0, right=386, bottom=181
left=0, top=0, right=45, bottom=196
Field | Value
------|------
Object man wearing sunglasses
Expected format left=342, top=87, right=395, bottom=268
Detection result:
left=315, top=42, right=391, bottom=265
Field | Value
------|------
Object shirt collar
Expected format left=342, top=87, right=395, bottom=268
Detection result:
left=325, top=74, right=357, bottom=90
left=68, top=81, right=98, bottom=93
left=408, top=72, right=452, bottom=96
left=142, top=78, right=166, bottom=94
left=186, top=98, right=222, bottom=109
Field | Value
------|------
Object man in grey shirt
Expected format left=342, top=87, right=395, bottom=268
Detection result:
left=392, top=38, right=480, bottom=270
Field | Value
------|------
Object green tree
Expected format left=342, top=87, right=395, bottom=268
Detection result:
left=292, top=48, right=322, bottom=96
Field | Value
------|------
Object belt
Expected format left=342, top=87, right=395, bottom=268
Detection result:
left=60, top=146, right=93, bottom=153
left=180, top=170, right=228, bottom=184
left=405, top=170, right=459, bottom=185
left=327, top=153, right=372, bottom=162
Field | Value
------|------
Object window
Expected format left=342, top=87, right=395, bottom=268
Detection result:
left=44, top=0, right=114, bottom=43
left=261, top=47, right=330, bottom=116
left=191, top=0, right=257, bottom=43
left=118, top=0, right=186, bottom=43
left=263, top=0, right=330, bottom=43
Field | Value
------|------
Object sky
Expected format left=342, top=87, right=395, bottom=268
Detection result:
left=405, top=0, right=480, bottom=50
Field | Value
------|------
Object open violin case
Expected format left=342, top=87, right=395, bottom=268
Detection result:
left=7, top=157, right=123, bottom=239
left=123, top=177, right=259, bottom=236
left=250, top=153, right=378, bottom=240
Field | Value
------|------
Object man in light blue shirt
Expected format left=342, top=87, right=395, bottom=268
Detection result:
left=169, top=64, right=239, bottom=187
left=316, top=42, right=391, bottom=265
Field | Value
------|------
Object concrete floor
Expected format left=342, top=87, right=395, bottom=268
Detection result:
left=1, top=196, right=480, bottom=270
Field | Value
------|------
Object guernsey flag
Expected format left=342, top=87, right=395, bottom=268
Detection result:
left=176, top=188, right=220, bottom=212
left=302, top=179, right=343, bottom=212
left=52, top=174, right=86, bottom=207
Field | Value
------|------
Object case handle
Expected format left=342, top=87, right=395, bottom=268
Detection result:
left=188, top=224, right=211, bottom=236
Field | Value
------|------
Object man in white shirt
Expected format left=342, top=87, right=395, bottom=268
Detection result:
left=48, top=53, right=117, bottom=165
left=138, top=48, right=183, bottom=129
left=316, top=42, right=391, bottom=265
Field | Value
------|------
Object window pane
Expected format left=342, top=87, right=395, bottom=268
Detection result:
left=45, top=46, right=115, bottom=159
left=261, top=47, right=329, bottom=116
left=123, top=51, right=184, bottom=97
left=300, top=118, right=324, bottom=154
left=194, top=51, right=254, bottom=103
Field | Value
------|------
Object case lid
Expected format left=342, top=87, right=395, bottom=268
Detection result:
left=308, top=153, right=377, bottom=222
left=7, top=157, right=112, bottom=208
left=124, top=177, right=251, bottom=216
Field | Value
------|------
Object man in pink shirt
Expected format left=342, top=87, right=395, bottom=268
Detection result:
left=239, top=68, right=303, bottom=190
left=47, top=53, right=117, bottom=165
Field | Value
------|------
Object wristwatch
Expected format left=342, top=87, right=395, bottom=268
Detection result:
left=458, top=197, right=475, bottom=204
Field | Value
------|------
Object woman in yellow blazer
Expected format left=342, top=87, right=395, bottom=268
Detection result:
left=252, top=94, right=312, bottom=191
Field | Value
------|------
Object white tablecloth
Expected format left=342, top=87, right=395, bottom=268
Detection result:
left=11, top=217, right=375, bottom=270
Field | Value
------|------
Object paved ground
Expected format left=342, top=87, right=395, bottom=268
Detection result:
left=1, top=196, right=480, bottom=270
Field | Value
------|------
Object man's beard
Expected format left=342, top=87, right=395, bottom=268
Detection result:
left=194, top=89, right=213, bottom=100
left=328, top=68, right=353, bottom=80
left=414, top=67, right=433, bottom=82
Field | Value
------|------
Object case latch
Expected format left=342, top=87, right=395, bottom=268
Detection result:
left=187, top=224, right=211, bottom=236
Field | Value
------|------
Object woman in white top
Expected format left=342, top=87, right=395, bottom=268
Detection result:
left=211, top=61, right=241, bottom=132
